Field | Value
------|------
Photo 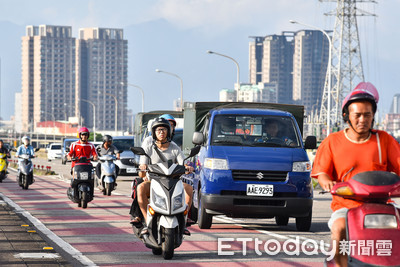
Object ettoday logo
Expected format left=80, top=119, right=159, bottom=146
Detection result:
left=218, top=237, right=335, bottom=261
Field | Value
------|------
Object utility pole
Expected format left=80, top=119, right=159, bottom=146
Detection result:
left=319, top=0, right=376, bottom=135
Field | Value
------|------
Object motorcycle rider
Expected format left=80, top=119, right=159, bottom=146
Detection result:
left=95, top=135, right=120, bottom=182
left=67, top=127, right=98, bottom=171
left=16, top=136, right=36, bottom=159
left=0, top=139, right=11, bottom=170
left=131, top=117, right=193, bottom=236
left=311, top=82, right=400, bottom=267
left=16, top=136, right=37, bottom=185
left=141, top=114, right=177, bottom=148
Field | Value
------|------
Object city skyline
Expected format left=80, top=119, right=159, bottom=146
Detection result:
left=0, top=0, right=398, bottom=123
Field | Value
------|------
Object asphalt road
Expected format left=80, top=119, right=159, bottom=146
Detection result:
left=1, top=157, right=333, bottom=266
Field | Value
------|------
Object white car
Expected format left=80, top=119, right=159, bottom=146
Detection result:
left=47, top=143, right=62, bottom=161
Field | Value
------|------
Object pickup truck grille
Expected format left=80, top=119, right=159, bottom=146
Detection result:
left=232, top=170, right=288, bottom=182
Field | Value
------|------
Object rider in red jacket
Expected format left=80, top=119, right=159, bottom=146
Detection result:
left=67, top=127, right=98, bottom=169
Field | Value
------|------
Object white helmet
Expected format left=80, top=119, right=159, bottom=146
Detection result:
left=21, top=136, right=30, bottom=145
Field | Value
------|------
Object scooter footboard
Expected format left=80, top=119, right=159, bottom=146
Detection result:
left=346, top=203, right=400, bottom=265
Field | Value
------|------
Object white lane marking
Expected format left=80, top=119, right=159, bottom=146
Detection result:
left=0, top=192, right=97, bottom=267
left=14, top=253, right=61, bottom=259
left=214, top=216, right=330, bottom=249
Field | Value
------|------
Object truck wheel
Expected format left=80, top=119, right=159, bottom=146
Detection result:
left=162, top=228, right=175, bottom=260
left=275, top=216, right=289, bottom=226
left=198, top=193, right=212, bottom=229
left=296, top=211, right=312, bottom=231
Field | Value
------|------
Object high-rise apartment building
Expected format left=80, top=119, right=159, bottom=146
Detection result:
left=248, top=31, right=329, bottom=115
left=249, top=33, right=294, bottom=104
left=21, top=25, right=76, bottom=132
left=292, top=30, right=329, bottom=115
left=20, top=25, right=128, bottom=132
left=390, top=94, right=400, bottom=114
left=77, top=28, right=128, bottom=131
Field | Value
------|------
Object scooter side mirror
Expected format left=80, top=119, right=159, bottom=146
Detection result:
left=130, top=147, right=146, bottom=155
left=118, top=150, right=123, bottom=154
left=34, top=148, right=40, bottom=152
left=65, top=147, right=70, bottom=153
left=185, top=145, right=201, bottom=160
left=11, top=148, right=17, bottom=152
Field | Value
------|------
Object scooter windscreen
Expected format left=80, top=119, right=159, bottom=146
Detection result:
left=148, top=162, right=186, bottom=178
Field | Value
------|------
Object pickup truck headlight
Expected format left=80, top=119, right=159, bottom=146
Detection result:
left=292, top=161, right=312, bottom=172
left=204, top=158, right=229, bottom=170
left=152, top=189, right=167, bottom=211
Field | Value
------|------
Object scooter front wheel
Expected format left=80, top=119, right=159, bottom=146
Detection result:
left=162, top=228, right=175, bottom=260
left=22, top=175, right=29, bottom=190
left=105, top=183, right=114, bottom=196
left=81, top=192, right=88, bottom=209
left=152, top=248, right=162, bottom=255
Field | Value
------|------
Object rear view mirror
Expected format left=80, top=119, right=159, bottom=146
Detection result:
left=186, top=146, right=201, bottom=159
left=130, top=147, right=146, bottom=155
left=192, top=132, right=204, bottom=145
left=304, top=136, right=317, bottom=149
left=34, top=148, right=40, bottom=152
left=65, top=147, right=70, bottom=153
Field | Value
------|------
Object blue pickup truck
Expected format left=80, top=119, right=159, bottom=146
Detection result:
left=182, top=102, right=316, bottom=231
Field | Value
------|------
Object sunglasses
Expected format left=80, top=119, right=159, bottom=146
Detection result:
left=81, top=133, right=89, bottom=136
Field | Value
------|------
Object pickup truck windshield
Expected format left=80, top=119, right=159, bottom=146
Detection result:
left=211, top=115, right=300, bottom=147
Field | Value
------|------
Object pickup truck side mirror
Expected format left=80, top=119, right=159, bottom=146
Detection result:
left=192, top=132, right=204, bottom=145
left=304, top=136, right=317, bottom=149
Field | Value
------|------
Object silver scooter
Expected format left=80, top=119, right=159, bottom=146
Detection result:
left=130, top=146, right=200, bottom=260
left=97, top=154, right=118, bottom=196
left=15, top=148, right=40, bottom=190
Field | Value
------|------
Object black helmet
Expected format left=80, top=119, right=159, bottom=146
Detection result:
left=103, top=135, right=113, bottom=143
left=151, top=117, right=171, bottom=141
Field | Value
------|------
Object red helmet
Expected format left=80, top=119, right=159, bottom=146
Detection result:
left=342, top=82, right=379, bottom=120
left=78, top=127, right=90, bottom=138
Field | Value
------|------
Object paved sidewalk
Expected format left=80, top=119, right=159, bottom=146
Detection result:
left=0, top=198, right=72, bottom=266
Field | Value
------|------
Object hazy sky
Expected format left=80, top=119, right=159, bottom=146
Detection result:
left=0, top=0, right=398, bottom=121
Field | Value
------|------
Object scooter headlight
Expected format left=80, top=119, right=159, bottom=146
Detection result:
left=364, top=214, right=398, bottom=229
left=173, top=193, right=184, bottom=211
left=152, top=189, right=167, bottom=211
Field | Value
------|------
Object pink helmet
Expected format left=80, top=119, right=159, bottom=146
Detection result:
left=77, top=127, right=90, bottom=138
left=342, top=82, right=379, bottom=118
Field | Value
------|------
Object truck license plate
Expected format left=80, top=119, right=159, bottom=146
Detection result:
left=246, top=184, right=273, bottom=196
left=126, top=168, right=137, bottom=173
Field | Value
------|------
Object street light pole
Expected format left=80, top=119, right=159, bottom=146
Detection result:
left=207, top=50, right=240, bottom=89
left=155, top=69, right=183, bottom=111
left=81, top=99, right=96, bottom=142
left=121, top=82, right=144, bottom=112
left=105, top=93, right=118, bottom=134
left=289, top=20, right=332, bottom=136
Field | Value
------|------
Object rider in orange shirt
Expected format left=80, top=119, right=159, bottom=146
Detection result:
left=311, top=82, right=400, bottom=267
